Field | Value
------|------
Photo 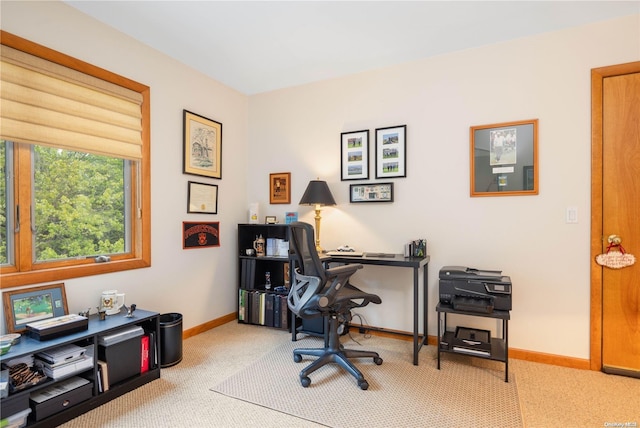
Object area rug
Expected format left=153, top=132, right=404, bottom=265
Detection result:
left=211, top=335, right=523, bottom=427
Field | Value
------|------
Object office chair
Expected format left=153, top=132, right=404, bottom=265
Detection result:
left=287, top=221, right=383, bottom=390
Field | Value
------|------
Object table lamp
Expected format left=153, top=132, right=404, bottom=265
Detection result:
left=299, top=179, right=336, bottom=253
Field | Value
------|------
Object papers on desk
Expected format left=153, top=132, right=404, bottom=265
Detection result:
left=326, top=251, right=364, bottom=257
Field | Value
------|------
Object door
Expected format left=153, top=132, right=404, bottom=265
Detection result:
left=591, top=62, right=640, bottom=377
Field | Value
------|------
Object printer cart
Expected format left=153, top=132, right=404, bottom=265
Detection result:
left=436, top=302, right=510, bottom=382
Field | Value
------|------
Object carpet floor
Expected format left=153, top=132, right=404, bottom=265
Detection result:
left=58, top=321, right=639, bottom=427
left=211, top=335, right=522, bottom=428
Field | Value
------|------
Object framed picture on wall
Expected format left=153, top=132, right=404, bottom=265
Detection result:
left=187, top=181, right=218, bottom=214
left=269, top=172, right=291, bottom=204
left=470, top=119, right=538, bottom=197
left=375, top=125, right=406, bottom=178
left=183, top=110, right=222, bottom=179
left=341, top=130, right=369, bottom=180
left=349, top=182, right=394, bottom=203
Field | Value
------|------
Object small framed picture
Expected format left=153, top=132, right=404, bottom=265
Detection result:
left=182, top=221, right=220, bottom=249
left=350, top=182, right=394, bottom=203
left=3, top=283, right=69, bottom=334
left=265, top=216, right=277, bottom=224
left=341, top=130, right=369, bottom=181
left=183, top=110, right=222, bottom=179
left=375, top=125, right=406, bottom=178
left=285, top=212, right=298, bottom=224
left=270, top=172, right=291, bottom=204
left=187, top=181, right=218, bottom=214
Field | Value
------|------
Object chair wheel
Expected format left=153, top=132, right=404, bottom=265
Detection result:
left=374, top=357, right=383, bottom=365
left=301, top=376, right=311, bottom=387
left=293, top=354, right=302, bottom=363
left=358, top=380, right=369, bottom=390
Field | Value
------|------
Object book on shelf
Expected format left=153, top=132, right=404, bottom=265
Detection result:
left=145, top=329, right=157, bottom=368
left=273, top=295, right=281, bottom=328
left=265, top=293, right=275, bottom=327
left=96, top=363, right=103, bottom=392
left=238, top=289, right=246, bottom=322
left=140, top=335, right=150, bottom=373
left=259, top=292, right=266, bottom=325
left=280, top=295, right=289, bottom=329
left=97, top=360, right=109, bottom=391
left=251, top=291, right=260, bottom=324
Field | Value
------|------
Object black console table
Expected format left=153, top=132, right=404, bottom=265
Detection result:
left=436, top=302, right=510, bottom=382
left=0, top=309, right=160, bottom=427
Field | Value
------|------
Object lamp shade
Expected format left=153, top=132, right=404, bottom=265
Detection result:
left=299, top=180, right=336, bottom=206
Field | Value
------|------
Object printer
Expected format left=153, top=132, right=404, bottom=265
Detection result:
left=439, top=266, right=512, bottom=313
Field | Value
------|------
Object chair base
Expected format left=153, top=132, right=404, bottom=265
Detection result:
left=293, top=316, right=383, bottom=390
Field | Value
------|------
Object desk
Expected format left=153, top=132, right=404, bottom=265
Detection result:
left=327, top=253, right=430, bottom=365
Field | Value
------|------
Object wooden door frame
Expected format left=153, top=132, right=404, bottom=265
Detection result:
left=590, top=61, right=640, bottom=371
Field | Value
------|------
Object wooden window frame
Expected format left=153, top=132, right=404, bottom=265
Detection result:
left=0, top=31, right=151, bottom=288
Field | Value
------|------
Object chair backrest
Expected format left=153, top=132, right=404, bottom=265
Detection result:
left=287, top=222, right=326, bottom=318
left=288, top=222, right=326, bottom=282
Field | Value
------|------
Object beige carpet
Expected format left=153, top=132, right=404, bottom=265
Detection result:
left=211, top=335, right=523, bottom=428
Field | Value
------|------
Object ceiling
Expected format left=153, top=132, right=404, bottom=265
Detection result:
left=65, top=1, right=639, bottom=95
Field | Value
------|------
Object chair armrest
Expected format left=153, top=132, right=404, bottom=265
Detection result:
left=318, top=264, right=363, bottom=308
left=325, top=263, right=363, bottom=279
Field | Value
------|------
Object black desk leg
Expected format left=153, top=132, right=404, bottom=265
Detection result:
left=413, top=266, right=419, bottom=365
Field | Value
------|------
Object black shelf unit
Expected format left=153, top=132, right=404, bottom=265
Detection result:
left=436, top=302, right=510, bottom=382
left=237, top=224, right=291, bottom=330
left=0, top=309, right=160, bottom=427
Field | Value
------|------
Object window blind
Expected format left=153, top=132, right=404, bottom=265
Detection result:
left=0, top=45, right=143, bottom=160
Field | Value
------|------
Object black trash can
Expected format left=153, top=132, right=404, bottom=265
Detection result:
left=159, top=313, right=183, bottom=368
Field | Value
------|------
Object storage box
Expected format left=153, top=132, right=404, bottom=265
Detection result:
left=0, top=391, right=29, bottom=422
left=0, top=408, right=31, bottom=428
left=29, top=376, right=92, bottom=421
left=26, top=315, right=88, bottom=341
left=98, top=326, right=143, bottom=386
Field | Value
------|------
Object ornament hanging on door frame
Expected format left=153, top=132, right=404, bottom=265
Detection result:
left=596, top=235, right=636, bottom=269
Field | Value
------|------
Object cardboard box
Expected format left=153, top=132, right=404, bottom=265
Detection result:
left=29, top=376, right=92, bottom=421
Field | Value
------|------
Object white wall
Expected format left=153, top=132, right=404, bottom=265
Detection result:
left=248, top=15, right=640, bottom=359
left=2, top=1, right=639, bottom=360
left=1, top=1, right=249, bottom=331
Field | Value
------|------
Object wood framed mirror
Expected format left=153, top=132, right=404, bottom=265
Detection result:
left=470, top=119, right=538, bottom=197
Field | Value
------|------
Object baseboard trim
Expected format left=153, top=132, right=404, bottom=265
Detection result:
left=350, top=323, right=592, bottom=370
left=183, top=312, right=236, bottom=340
left=508, top=347, right=590, bottom=370
left=187, top=315, right=592, bottom=371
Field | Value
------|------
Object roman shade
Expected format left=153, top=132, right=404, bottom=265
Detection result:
left=0, top=45, right=143, bottom=160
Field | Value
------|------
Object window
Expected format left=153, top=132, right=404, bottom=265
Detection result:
left=0, top=31, right=150, bottom=287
